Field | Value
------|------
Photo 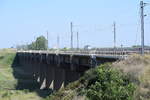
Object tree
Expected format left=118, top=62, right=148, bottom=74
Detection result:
left=26, top=36, right=48, bottom=50
left=35, top=36, right=48, bottom=50
left=28, top=42, right=36, bottom=50
left=16, top=36, right=48, bottom=50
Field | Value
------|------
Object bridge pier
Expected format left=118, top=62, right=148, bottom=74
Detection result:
left=33, top=60, right=40, bottom=82
left=54, top=67, right=65, bottom=90
left=46, top=64, right=55, bottom=89
left=65, top=70, right=81, bottom=86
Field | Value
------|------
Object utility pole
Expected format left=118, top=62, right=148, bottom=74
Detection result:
left=113, top=22, right=116, bottom=49
left=34, top=35, right=37, bottom=50
left=77, top=31, right=79, bottom=49
left=47, top=31, right=49, bottom=50
left=140, top=1, right=145, bottom=55
left=70, top=22, right=73, bottom=49
left=57, top=35, right=60, bottom=50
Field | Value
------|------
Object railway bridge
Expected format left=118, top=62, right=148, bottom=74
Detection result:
left=16, top=50, right=144, bottom=90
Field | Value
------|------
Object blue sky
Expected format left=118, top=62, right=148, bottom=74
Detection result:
left=0, top=0, right=150, bottom=48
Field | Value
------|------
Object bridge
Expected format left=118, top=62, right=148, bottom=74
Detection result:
left=16, top=49, right=150, bottom=90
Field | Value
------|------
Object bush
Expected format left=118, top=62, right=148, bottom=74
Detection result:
left=86, top=64, right=136, bottom=100
left=47, top=63, right=137, bottom=100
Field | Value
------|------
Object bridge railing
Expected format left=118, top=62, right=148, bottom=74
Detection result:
left=18, top=49, right=150, bottom=57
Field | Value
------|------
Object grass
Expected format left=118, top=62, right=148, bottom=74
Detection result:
left=0, top=49, right=43, bottom=100
left=0, top=90, right=42, bottom=100
left=0, top=48, right=16, bottom=66
left=0, top=49, right=17, bottom=90
left=112, top=54, right=150, bottom=100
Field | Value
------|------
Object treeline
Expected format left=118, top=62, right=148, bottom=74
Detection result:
left=17, top=36, right=48, bottom=50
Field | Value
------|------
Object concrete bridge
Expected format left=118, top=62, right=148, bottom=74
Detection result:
left=16, top=49, right=147, bottom=90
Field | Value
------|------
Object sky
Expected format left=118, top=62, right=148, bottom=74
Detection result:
left=0, top=0, right=150, bottom=48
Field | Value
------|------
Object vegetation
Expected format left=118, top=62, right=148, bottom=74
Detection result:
left=17, top=36, right=48, bottom=50
left=28, top=36, right=48, bottom=50
left=113, top=55, right=150, bottom=100
left=85, top=64, right=136, bottom=100
left=0, top=49, right=43, bottom=100
left=47, top=55, right=150, bottom=100
left=47, top=63, right=136, bottom=100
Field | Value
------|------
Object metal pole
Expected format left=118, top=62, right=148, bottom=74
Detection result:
left=77, top=31, right=79, bottom=49
left=57, top=35, right=60, bottom=50
left=34, top=35, right=37, bottom=50
left=140, top=1, right=145, bottom=55
left=47, top=31, right=49, bottom=51
left=113, top=22, right=116, bottom=55
left=113, top=22, right=116, bottom=49
left=70, top=22, right=73, bottom=49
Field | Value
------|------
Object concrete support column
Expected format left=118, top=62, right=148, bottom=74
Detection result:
left=25, top=55, right=30, bottom=72
left=39, top=63, right=47, bottom=89
left=22, top=54, right=27, bottom=69
left=46, top=65, right=55, bottom=89
left=65, top=70, right=80, bottom=86
left=54, top=68, right=65, bottom=90
left=70, top=55, right=74, bottom=71
left=28, top=55, right=34, bottom=77
left=33, top=60, right=40, bottom=83
left=56, top=54, right=60, bottom=67
left=19, top=54, right=23, bottom=67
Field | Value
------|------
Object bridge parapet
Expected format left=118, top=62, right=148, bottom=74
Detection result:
left=17, top=50, right=129, bottom=58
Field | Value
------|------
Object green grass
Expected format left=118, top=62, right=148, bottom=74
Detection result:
left=0, top=49, right=43, bottom=100
left=0, top=90, right=42, bottom=100
left=0, top=49, right=17, bottom=90
left=0, top=49, right=16, bottom=66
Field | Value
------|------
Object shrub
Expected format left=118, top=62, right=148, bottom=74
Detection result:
left=86, top=64, right=136, bottom=100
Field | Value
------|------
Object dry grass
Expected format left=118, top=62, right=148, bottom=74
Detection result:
left=112, top=54, right=150, bottom=100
